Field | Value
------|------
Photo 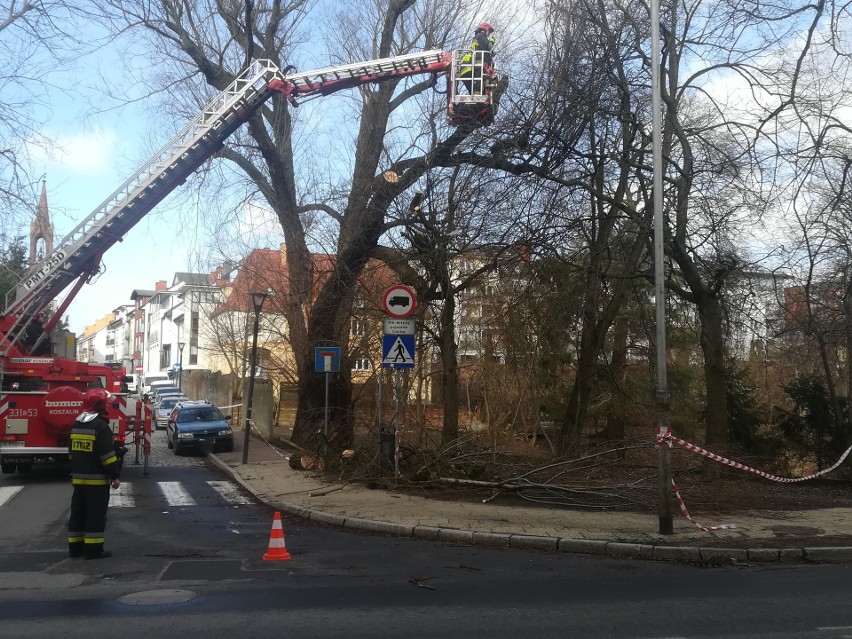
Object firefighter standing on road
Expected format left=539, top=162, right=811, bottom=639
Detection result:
left=67, top=388, right=121, bottom=560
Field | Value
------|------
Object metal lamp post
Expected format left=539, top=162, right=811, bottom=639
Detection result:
left=177, top=342, right=185, bottom=391
left=241, top=291, right=267, bottom=465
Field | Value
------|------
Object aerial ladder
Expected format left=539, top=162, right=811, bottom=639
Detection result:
left=0, top=48, right=497, bottom=474
left=1, top=49, right=497, bottom=356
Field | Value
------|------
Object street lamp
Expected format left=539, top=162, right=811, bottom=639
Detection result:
left=177, top=342, right=185, bottom=391
left=242, top=291, right=267, bottom=464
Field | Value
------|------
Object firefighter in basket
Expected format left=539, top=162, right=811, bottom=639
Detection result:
left=459, top=21, right=495, bottom=95
left=67, top=388, right=122, bottom=560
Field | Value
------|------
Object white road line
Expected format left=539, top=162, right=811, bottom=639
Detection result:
left=0, top=486, right=23, bottom=509
left=207, top=481, right=253, bottom=505
left=158, top=481, right=197, bottom=506
left=109, top=482, right=135, bottom=508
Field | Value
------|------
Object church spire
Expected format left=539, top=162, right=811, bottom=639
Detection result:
left=29, top=179, right=54, bottom=266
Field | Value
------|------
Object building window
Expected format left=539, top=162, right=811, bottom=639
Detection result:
left=351, top=352, right=371, bottom=371
left=351, top=318, right=366, bottom=337
left=159, top=345, right=171, bottom=370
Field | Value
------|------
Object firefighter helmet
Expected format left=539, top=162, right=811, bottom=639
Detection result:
left=82, top=388, right=114, bottom=414
left=478, top=21, right=493, bottom=32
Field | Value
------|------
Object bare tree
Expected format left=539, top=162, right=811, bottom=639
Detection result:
left=0, top=0, right=88, bottom=235
left=94, top=0, right=499, bottom=451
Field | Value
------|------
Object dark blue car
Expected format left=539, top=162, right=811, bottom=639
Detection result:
left=167, top=401, right=234, bottom=455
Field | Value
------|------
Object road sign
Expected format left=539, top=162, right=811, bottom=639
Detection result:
left=382, top=335, right=415, bottom=368
left=382, top=285, right=417, bottom=319
left=383, top=318, right=416, bottom=335
left=314, top=346, right=341, bottom=373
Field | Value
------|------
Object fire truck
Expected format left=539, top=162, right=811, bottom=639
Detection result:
left=0, top=48, right=498, bottom=475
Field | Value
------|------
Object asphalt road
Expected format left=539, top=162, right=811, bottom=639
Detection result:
left=0, top=430, right=850, bottom=638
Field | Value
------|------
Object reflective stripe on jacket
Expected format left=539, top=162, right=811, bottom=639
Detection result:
left=69, top=415, right=120, bottom=486
left=460, top=31, right=494, bottom=76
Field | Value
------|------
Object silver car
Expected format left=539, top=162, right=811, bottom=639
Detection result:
left=154, top=396, right=185, bottom=429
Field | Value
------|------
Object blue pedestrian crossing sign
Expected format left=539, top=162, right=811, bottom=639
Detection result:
left=382, top=335, right=415, bottom=369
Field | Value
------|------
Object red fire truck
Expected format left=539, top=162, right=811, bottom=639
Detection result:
left=0, top=48, right=497, bottom=474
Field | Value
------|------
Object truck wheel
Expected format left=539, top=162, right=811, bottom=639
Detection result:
left=15, top=462, right=32, bottom=474
left=1, top=462, right=16, bottom=474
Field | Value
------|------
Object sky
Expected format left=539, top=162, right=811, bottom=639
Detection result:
left=27, top=123, right=187, bottom=336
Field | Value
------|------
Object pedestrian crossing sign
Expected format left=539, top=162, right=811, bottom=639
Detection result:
left=382, top=335, right=415, bottom=369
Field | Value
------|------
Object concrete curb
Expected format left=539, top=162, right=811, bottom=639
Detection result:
left=208, top=455, right=841, bottom=565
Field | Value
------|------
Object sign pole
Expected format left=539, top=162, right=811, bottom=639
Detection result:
left=324, top=370, right=330, bottom=437
left=394, top=369, right=401, bottom=477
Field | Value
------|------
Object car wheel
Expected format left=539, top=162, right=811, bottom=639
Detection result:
left=173, top=444, right=181, bottom=456
left=167, top=437, right=173, bottom=450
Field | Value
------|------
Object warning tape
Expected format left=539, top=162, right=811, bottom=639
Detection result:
left=655, top=426, right=852, bottom=533
left=661, top=430, right=852, bottom=483
left=247, top=419, right=288, bottom=458
left=671, top=478, right=736, bottom=532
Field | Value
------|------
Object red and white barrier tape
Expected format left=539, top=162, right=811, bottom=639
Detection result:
left=671, top=478, right=736, bottom=532
left=660, top=430, right=852, bottom=483
left=247, top=419, right=288, bottom=458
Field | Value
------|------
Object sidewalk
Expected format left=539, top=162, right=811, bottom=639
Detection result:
left=208, top=429, right=852, bottom=564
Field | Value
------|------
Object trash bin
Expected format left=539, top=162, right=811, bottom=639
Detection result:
left=379, top=425, right=396, bottom=464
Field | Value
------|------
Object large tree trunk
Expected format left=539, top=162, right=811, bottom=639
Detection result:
left=696, top=295, right=729, bottom=446
left=439, top=288, right=460, bottom=446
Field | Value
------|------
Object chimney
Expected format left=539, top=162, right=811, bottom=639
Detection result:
left=155, top=280, right=168, bottom=291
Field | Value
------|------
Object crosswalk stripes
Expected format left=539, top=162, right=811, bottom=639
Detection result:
left=158, top=481, right=197, bottom=507
left=104, top=480, right=254, bottom=509
left=0, top=486, right=23, bottom=509
left=110, top=482, right=134, bottom=508
left=207, top=481, right=253, bottom=505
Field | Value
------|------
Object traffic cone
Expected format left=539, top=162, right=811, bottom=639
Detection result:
left=263, top=511, right=292, bottom=561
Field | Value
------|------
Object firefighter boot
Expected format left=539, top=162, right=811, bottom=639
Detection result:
left=68, top=541, right=84, bottom=558
left=84, top=542, right=112, bottom=560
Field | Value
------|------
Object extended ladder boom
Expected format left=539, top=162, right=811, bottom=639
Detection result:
left=271, top=50, right=450, bottom=103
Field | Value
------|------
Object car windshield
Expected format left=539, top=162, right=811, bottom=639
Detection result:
left=177, top=407, right=225, bottom=423
left=158, top=398, right=180, bottom=410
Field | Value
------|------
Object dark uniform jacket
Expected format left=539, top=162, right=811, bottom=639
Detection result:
left=460, top=30, right=495, bottom=77
left=69, top=413, right=120, bottom=486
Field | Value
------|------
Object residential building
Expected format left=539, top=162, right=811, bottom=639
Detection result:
left=76, top=314, right=116, bottom=363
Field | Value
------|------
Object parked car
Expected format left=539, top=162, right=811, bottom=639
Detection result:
left=154, top=391, right=185, bottom=406
left=167, top=401, right=234, bottom=455
left=154, top=396, right=185, bottom=429
left=145, top=385, right=179, bottom=403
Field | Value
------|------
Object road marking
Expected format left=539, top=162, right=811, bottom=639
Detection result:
left=109, top=482, right=135, bottom=508
left=207, top=481, right=253, bottom=505
left=158, top=481, right=197, bottom=506
left=0, top=486, right=23, bottom=509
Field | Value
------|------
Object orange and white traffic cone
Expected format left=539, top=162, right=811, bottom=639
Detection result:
left=263, top=511, right=292, bottom=561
